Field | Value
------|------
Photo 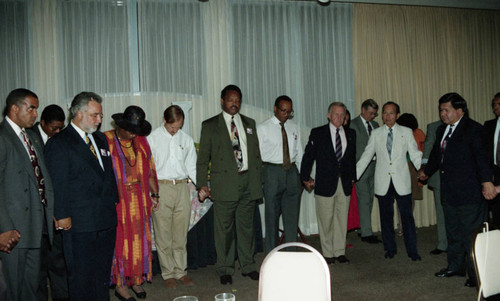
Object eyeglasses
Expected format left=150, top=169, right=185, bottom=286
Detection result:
left=278, top=107, right=295, bottom=118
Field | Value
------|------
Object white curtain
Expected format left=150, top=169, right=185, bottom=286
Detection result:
left=3, top=0, right=354, bottom=236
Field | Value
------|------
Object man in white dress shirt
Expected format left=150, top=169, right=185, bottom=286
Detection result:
left=257, top=95, right=303, bottom=254
left=147, top=105, right=197, bottom=289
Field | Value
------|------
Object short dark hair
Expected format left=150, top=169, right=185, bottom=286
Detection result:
left=396, top=113, right=418, bottom=131
left=41, top=104, right=65, bottom=124
left=361, top=98, right=378, bottom=110
left=163, top=105, right=184, bottom=124
left=69, top=91, right=103, bottom=120
left=382, top=101, right=400, bottom=114
left=220, top=84, right=242, bottom=100
left=4, top=88, right=38, bottom=117
left=492, top=92, right=500, bottom=107
left=438, top=92, right=467, bottom=113
left=274, top=95, right=292, bottom=108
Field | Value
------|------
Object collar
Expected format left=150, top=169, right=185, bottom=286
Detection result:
left=71, top=121, right=88, bottom=141
left=5, top=116, right=24, bottom=136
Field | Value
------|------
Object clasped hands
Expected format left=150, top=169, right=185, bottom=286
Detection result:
left=302, top=177, right=315, bottom=193
left=0, top=230, right=21, bottom=253
left=417, top=168, right=498, bottom=200
left=198, top=186, right=211, bottom=202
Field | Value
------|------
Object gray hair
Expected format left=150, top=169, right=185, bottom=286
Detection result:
left=327, top=102, right=346, bottom=114
left=69, top=91, right=103, bottom=120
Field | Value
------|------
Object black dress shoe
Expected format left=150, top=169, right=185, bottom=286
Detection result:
left=434, top=268, right=465, bottom=278
left=242, top=271, right=259, bottom=280
left=408, top=253, right=421, bottom=261
left=323, top=256, right=334, bottom=264
left=384, top=251, right=396, bottom=259
left=361, top=235, right=381, bottom=244
left=130, top=286, right=146, bottom=299
left=334, top=255, right=350, bottom=263
left=464, top=278, right=477, bottom=287
left=220, top=275, right=232, bottom=285
left=114, top=290, right=136, bottom=301
left=430, top=248, right=446, bottom=255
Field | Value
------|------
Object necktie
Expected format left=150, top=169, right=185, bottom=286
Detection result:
left=231, top=117, right=243, bottom=171
left=280, top=122, right=292, bottom=170
left=335, top=128, right=343, bottom=162
left=86, top=133, right=98, bottom=158
left=367, top=121, right=372, bottom=136
left=21, top=130, right=46, bottom=205
left=440, top=125, right=454, bottom=153
left=386, top=128, right=393, bottom=159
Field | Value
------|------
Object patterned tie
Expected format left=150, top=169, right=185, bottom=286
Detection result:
left=21, top=130, right=46, bottom=205
left=440, top=125, right=454, bottom=153
left=386, top=128, right=393, bottom=159
left=335, top=128, right=343, bottom=162
left=85, top=133, right=98, bottom=158
left=367, top=121, right=372, bottom=136
left=231, top=117, right=243, bottom=171
left=280, top=122, right=291, bottom=170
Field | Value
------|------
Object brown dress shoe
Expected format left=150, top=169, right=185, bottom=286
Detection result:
left=179, top=275, right=194, bottom=286
left=165, top=278, right=178, bottom=289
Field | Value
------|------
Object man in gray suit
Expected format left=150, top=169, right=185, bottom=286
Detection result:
left=350, top=99, right=381, bottom=243
left=422, top=120, right=447, bottom=255
left=0, top=88, right=54, bottom=301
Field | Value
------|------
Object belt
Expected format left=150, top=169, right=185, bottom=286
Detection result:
left=263, top=162, right=295, bottom=167
left=158, top=179, right=190, bottom=185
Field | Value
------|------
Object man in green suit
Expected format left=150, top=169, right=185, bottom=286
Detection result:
left=350, top=99, right=381, bottom=243
left=422, top=120, right=447, bottom=254
left=197, top=85, right=263, bottom=285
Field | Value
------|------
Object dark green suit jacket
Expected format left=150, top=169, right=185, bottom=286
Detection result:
left=196, top=113, right=263, bottom=201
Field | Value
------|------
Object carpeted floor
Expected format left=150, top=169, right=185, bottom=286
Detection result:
left=110, top=225, right=482, bottom=301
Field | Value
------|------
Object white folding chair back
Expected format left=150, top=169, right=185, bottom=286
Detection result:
left=472, top=223, right=500, bottom=300
left=258, top=242, right=331, bottom=301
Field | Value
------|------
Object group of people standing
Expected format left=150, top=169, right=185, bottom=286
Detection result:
left=0, top=85, right=499, bottom=301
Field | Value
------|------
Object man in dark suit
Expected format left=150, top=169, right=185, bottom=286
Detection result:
left=350, top=99, right=381, bottom=244
left=29, top=104, right=68, bottom=301
left=0, top=88, right=54, bottom=301
left=197, top=84, right=263, bottom=285
left=482, top=92, right=500, bottom=229
left=45, top=92, right=118, bottom=300
left=301, top=102, right=356, bottom=264
left=420, top=92, right=496, bottom=288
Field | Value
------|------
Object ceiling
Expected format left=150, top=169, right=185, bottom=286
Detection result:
left=292, top=0, right=500, bottom=10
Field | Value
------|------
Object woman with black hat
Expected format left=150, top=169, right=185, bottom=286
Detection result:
left=105, top=106, right=159, bottom=301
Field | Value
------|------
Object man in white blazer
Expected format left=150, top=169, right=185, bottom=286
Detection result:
left=356, top=101, right=422, bottom=261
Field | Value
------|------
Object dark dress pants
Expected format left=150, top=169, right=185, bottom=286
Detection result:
left=442, top=200, right=487, bottom=279
left=377, top=181, right=418, bottom=256
left=63, top=227, right=116, bottom=301
left=38, top=229, right=68, bottom=300
left=263, top=163, right=301, bottom=254
left=490, top=166, right=500, bottom=229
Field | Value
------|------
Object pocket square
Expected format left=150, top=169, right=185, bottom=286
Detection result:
left=100, top=149, right=108, bottom=156
left=246, top=128, right=253, bottom=134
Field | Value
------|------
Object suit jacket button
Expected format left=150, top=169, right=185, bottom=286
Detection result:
left=441, top=171, right=444, bottom=174
left=390, top=163, right=392, bottom=165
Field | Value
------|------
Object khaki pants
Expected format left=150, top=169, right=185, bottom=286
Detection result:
left=315, top=179, right=350, bottom=258
left=152, top=182, right=191, bottom=280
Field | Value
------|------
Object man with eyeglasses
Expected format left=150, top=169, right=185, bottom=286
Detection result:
left=350, top=99, right=381, bottom=244
left=257, top=95, right=303, bottom=254
left=45, top=92, right=119, bottom=301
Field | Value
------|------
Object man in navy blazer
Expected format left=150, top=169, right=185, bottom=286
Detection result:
left=301, top=102, right=356, bottom=264
left=45, top=92, right=118, bottom=301
left=482, top=92, right=500, bottom=229
left=420, top=93, right=495, bottom=288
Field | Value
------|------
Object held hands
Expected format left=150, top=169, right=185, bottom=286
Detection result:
left=0, top=230, right=21, bottom=253
left=55, top=217, right=72, bottom=231
left=482, top=182, right=497, bottom=200
left=198, top=186, right=211, bottom=202
left=417, top=168, right=429, bottom=181
left=302, top=178, right=315, bottom=193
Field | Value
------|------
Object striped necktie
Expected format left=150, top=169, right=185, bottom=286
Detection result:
left=335, top=128, right=343, bottom=162
left=386, top=128, right=393, bottom=159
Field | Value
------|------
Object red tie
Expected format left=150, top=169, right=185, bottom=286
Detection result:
left=21, top=130, right=46, bottom=205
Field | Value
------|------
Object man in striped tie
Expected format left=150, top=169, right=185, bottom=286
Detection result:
left=301, top=102, right=356, bottom=264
